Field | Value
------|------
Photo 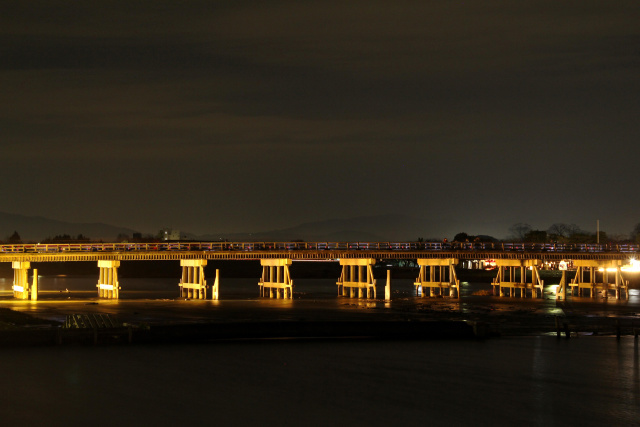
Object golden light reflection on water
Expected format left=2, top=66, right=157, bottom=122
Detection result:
left=1, top=278, right=640, bottom=331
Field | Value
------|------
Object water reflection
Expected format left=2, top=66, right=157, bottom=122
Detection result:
left=1, top=276, right=640, bottom=332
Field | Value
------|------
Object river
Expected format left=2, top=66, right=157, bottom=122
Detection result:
left=1, top=276, right=639, bottom=425
left=0, top=336, right=638, bottom=425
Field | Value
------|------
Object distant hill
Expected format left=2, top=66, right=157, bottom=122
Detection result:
left=0, top=211, right=139, bottom=242
left=0, top=212, right=446, bottom=243
left=198, top=214, right=441, bottom=242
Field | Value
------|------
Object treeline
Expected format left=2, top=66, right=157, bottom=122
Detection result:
left=1, top=231, right=156, bottom=245
left=506, top=222, right=634, bottom=244
left=451, top=222, right=640, bottom=244
left=1, top=231, right=95, bottom=244
left=42, top=234, right=92, bottom=243
left=5, top=222, right=640, bottom=245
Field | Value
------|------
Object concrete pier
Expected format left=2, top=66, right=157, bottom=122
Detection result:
left=336, top=258, right=376, bottom=299
left=492, top=260, right=543, bottom=298
left=97, top=260, right=121, bottom=299
left=12, top=261, right=34, bottom=300
left=414, top=258, right=460, bottom=298
left=259, top=259, right=293, bottom=299
left=179, top=259, right=208, bottom=299
left=569, top=260, right=628, bottom=299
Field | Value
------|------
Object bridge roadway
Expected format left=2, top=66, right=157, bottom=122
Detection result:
left=0, top=241, right=638, bottom=262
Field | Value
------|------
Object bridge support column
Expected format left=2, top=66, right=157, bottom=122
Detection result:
left=12, top=261, right=36, bottom=300
left=569, top=260, right=628, bottom=300
left=179, top=259, right=208, bottom=299
left=259, top=259, right=293, bottom=299
left=385, top=270, right=391, bottom=300
left=413, top=259, right=459, bottom=298
left=556, top=270, right=568, bottom=301
left=97, top=260, right=120, bottom=299
left=492, top=260, right=543, bottom=298
left=31, top=269, right=38, bottom=301
left=211, top=269, right=220, bottom=300
left=336, top=259, right=376, bottom=299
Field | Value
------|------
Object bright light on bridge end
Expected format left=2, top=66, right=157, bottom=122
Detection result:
left=622, top=258, right=640, bottom=272
left=598, top=259, right=640, bottom=273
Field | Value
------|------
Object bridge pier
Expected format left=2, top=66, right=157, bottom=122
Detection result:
left=569, top=260, right=628, bottom=300
left=336, top=259, right=376, bottom=299
left=492, top=260, right=543, bottom=298
left=413, top=258, right=460, bottom=298
left=179, top=259, right=208, bottom=299
left=259, top=259, right=293, bottom=299
left=12, top=262, right=38, bottom=300
left=97, top=260, right=120, bottom=299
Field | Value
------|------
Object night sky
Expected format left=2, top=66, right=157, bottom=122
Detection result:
left=2, top=1, right=639, bottom=239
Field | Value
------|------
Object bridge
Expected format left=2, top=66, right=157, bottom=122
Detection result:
left=1, top=241, right=638, bottom=302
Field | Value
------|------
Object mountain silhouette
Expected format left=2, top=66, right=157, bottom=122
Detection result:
left=198, top=214, right=440, bottom=242
left=0, top=211, right=138, bottom=242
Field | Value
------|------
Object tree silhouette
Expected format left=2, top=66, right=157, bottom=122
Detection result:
left=508, top=223, right=531, bottom=241
left=631, top=223, right=640, bottom=243
left=524, top=229, right=548, bottom=243
left=454, top=232, right=469, bottom=242
left=8, top=231, right=22, bottom=244
left=547, top=223, right=571, bottom=239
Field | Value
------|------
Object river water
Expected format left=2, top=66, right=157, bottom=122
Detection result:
left=0, top=336, right=638, bottom=426
left=1, top=276, right=639, bottom=425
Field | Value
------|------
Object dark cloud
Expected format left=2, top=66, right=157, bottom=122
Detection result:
left=0, top=1, right=639, bottom=238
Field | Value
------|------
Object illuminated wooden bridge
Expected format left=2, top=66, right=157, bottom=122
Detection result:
left=1, top=241, right=638, bottom=302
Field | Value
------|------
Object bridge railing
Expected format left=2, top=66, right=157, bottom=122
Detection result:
left=1, top=242, right=639, bottom=254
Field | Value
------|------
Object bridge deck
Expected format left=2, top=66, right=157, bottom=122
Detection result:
left=0, top=249, right=636, bottom=262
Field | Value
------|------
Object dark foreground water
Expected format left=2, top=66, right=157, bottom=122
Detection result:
left=1, top=277, right=640, bottom=425
left=1, top=337, right=639, bottom=426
